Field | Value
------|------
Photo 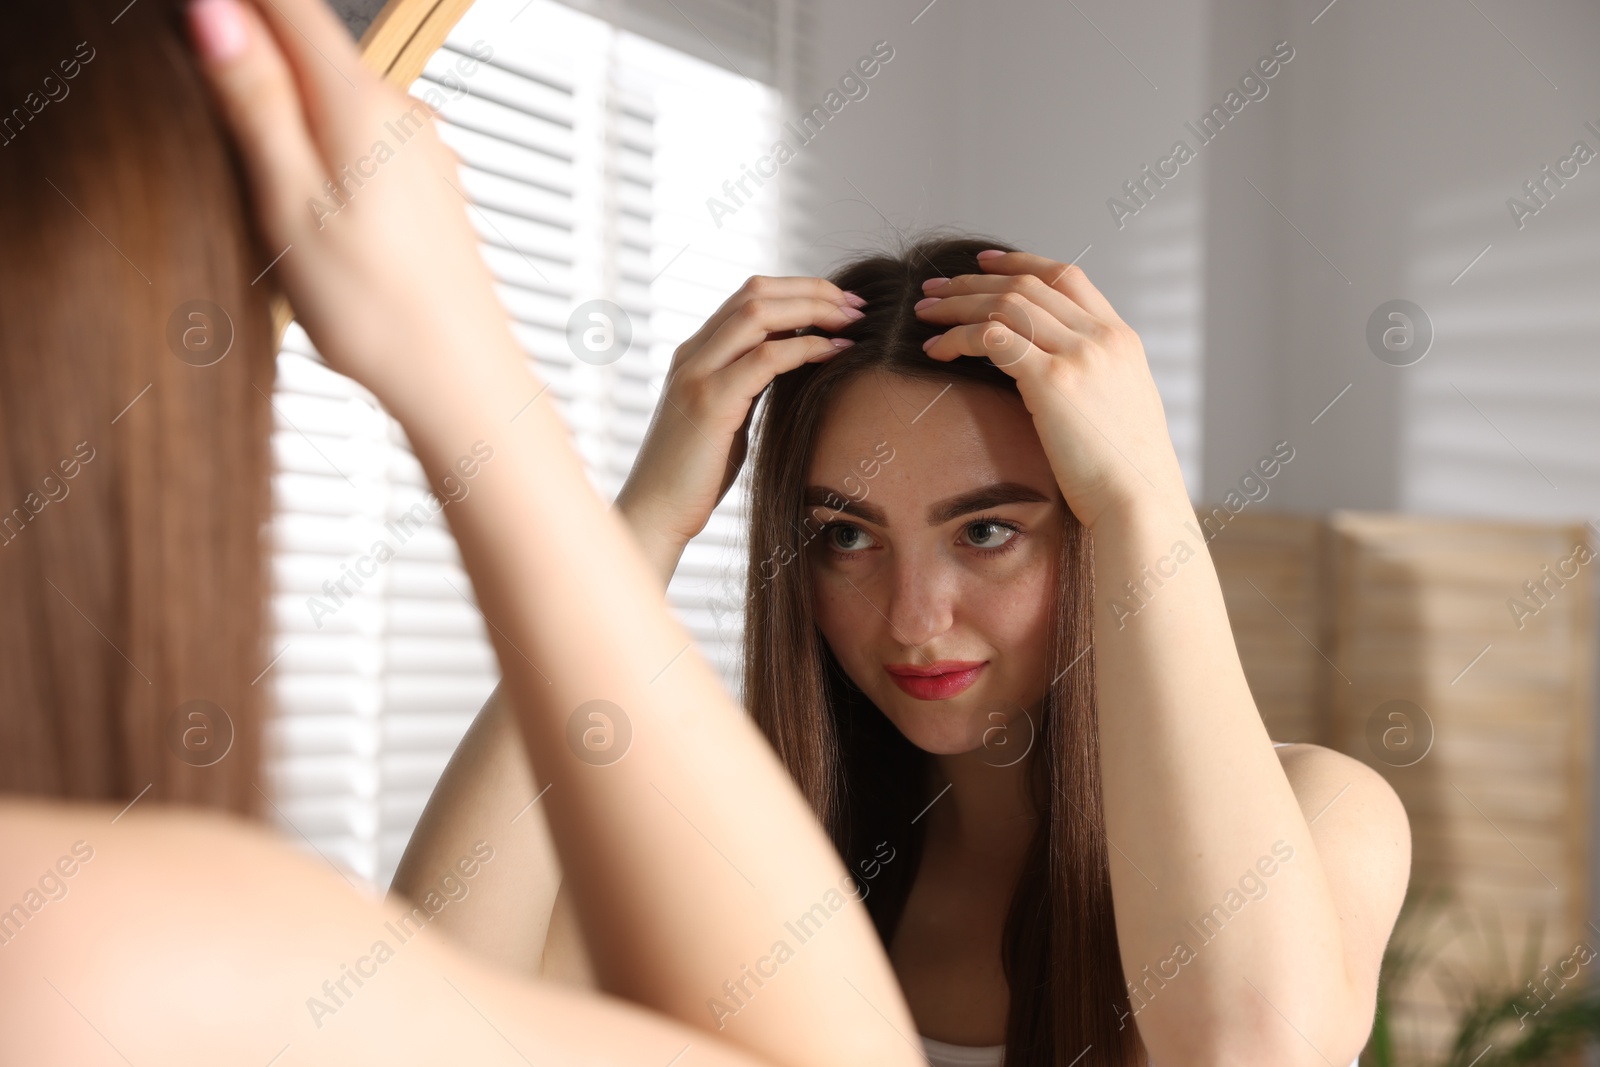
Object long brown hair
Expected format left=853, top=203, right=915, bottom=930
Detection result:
left=742, top=234, right=1143, bottom=1065
left=0, top=0, right=274, bottom=810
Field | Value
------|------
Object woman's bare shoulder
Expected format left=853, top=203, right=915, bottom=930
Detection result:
left=1271, top=742, right=1407, bottom=825
left=1269, top=741, right=1411, bottom=985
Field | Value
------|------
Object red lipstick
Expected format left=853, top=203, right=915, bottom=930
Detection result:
left=883, top=659, right=987, bottom=700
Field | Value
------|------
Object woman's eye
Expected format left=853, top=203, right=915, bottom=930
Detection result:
left=825, top=523, right=876, bottom=553
left=961, top=520, right=1017, bottom=550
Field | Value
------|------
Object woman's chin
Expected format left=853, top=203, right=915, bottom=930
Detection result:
left=876, top=688, right=1043, bottom=760
left=880, top=704, right=993, bottom=756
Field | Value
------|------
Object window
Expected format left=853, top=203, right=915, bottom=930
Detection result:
left=262, top=0, right=786, bottom=891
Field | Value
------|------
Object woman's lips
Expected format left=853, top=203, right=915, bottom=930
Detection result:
left=883, top=660, right=987, bottom=700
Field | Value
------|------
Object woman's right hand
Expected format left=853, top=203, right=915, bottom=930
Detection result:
left=185, top=0, right=521, bottom=427
left=615, top=276, right=865, bottom=584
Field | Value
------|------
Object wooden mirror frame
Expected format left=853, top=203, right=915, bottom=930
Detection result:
left=359, top=0, right=477, bottom=85
left=268, top=0, right=476, bottom=350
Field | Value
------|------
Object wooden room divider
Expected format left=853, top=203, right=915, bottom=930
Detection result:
left=1209, top=509, right=1596, bottom=1063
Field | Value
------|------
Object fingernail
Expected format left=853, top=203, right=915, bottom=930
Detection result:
left=976, top=249, right=1006, bottom=261
left=913, top=297, right=940, bottom=311
left=922, top=335, right=938, bottom=351
left=188, top=0, right=248, bottom=62
left=839, top=306, right=865, bottom=321
left=839, top=291, right=867, bottom=308
left=830, top=337, right=855, bottom=348
left=921, top=277, right=949, bottom=290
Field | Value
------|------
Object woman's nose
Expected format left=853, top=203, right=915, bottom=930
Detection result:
left=881, top=552, right=957, bottom=648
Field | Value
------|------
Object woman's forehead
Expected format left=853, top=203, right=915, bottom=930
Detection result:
left=805, top=372, right=1055, bottom=491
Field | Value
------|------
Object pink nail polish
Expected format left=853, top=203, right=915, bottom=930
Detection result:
left=830, top=338, right=855, bottom=348
left=188, top=0, right=248, bottom=62
left=922, top=335, right=937, bottom=351
left=840, top=291, right=867, bottom=308
left=839, top=306, right=865, bottom=321
left=921, top=277, right=949, bottom=290
left=975, top=249, right=1005, bottom=261
left=914, top=297, right=940, bottom=310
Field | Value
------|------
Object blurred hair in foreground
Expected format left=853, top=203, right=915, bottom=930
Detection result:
left=0, top=0, right=275, bottom=810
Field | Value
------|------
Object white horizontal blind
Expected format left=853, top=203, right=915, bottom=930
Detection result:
left=548, top=0, right=788, bottom=85
left=262, top=0, right=784, bottom=891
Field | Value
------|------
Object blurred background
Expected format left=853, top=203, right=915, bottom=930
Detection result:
left=257, top=0, right=1600, bottom=1061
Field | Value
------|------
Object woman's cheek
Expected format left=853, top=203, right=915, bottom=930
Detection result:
left=970, top=546, right=1055, bottom=664
left=810, top=569, right=886, bottom=690
left=809, top=570, right=857, bottom=651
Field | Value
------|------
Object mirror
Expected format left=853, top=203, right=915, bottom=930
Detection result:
left=281, top=5, right=1600, bottom=1064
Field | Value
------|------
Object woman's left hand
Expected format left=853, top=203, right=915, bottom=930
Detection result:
left=914, top=249, right=1191, bottom=532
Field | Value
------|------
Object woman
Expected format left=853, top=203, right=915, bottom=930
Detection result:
left=0, top=3, right=928, bottom=1067
left=400, top=236, right=1412, bottom=1064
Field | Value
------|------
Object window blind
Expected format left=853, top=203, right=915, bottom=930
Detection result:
left=546, top=0, right=794, bottom=87
left=262, top=0, right=785, bottom=891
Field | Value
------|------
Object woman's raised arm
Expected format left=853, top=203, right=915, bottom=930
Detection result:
left=395, top=271, right=865, bottom=977
left=915, top=250, right=1410, bottom=1066
left=389, top=686, right=574, bottom=979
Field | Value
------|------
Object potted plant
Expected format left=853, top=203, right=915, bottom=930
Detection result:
left=1366, top=885, right=1600, bottom=1066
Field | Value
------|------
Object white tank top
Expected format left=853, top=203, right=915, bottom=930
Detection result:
left=918, top=742, right=1357, bottom=1067
left=921, top=1034, right=1004, bottom=1067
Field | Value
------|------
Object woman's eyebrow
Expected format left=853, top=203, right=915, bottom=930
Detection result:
left=800, top=481, right=1051, bottom=528
left=803, top=487, right=886, bottom=526
left=926, top=481, right=1052, bottom=524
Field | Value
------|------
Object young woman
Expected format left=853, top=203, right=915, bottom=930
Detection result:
left=398, top=234, right=1413, bottom=1065
left=0, top=3, right=929, bottom=1067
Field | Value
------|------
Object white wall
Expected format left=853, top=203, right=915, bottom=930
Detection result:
left=1229, top=0, right=1600, bottom=521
